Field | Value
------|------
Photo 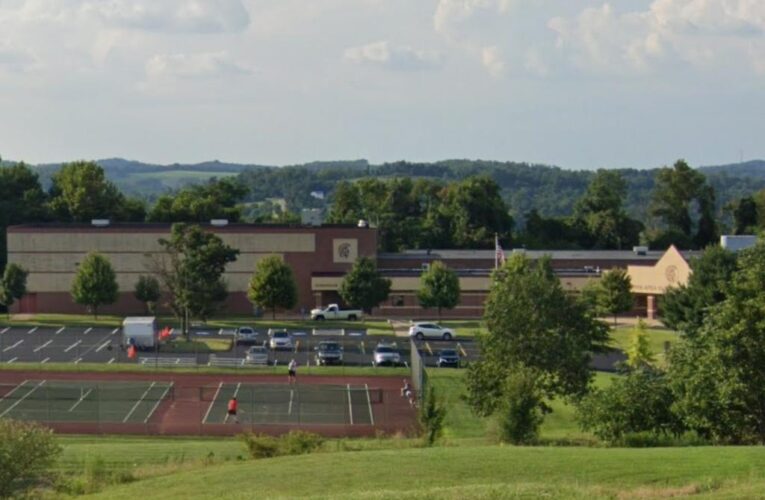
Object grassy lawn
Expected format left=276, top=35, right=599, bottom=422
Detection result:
left=610, top=324, right=681, bottom=366
left=87, top=445, right=765, bottom=499
left=159, top=338, right=232, bottom=353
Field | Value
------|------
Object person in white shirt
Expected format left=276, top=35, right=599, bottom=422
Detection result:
left=288, top=359, right=298, bottom=384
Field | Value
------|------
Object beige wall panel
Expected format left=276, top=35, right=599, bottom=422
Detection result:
left=560, top=276, right=599, bottom=292
left=223, top=274, right=256, bottom=292
left=311, top=277, right=343, bottom=291
left=218, top=234, right=315, bottom=253
left=628, top=246, right=691, bottom=295
left=224, top=254, right=279, bottom=273
left=8, top=233, right=169, bottom=253
left=10, top=253, right=157, bottom=273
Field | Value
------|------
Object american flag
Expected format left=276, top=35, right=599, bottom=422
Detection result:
left=495, top=235, right=506, bottom=268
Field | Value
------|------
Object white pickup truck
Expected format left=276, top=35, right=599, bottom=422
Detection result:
left=310, top=304, right=363, bottom=321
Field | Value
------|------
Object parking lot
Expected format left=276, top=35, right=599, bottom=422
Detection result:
left=0, top=325, right=623, bottom=370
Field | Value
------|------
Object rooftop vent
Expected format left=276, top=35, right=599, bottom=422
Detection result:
left=357, top=219, right=369, bottom=228
left=210, top=219, right=229, bottom=227
left=91, top=219, right=110, bottom=227
left=633, top=246, right=649, bottom=256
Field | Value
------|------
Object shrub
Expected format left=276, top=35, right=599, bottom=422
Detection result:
left=280, top=431, right=324, bottom=455
left=497, top=368, right=548, bottom=445
left=418, top=385, right=446, bottom=446
left=242, top=433, right=280, bottom=459
left=0, top=419, right=61, bottom=498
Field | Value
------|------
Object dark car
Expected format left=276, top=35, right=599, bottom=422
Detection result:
left=315, top=341, right=343, bottom=366
left=437, top=349, right=461, bottom=368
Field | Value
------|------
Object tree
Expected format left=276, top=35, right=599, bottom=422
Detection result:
left=440, top=176, right=513, bottom=249
left=660, top=245, right=737, bottom=338
left=649, top=160, right=716, bottom=249
left=465, top=254, right=609, bottom=441
left=339, top=257, right=391, bottom=314
left=0, top=162, right=47, bottom=270
left=71, top=252, right=118, bottom=318
left=247, top=255, right=298, bottom=320
left=147, top=178, right=247, bottom=223
left=669, top=241, right=765, bottom=443
left=732, top=196, right=759, bottom=235
left=134, top=275, right=161, bottom=314
left=417, top=261, right=460, bottom=319
left=577, top=368, right=681, bottom=444
left=48, top=161, right=128, bottom=222
left=418, top=385, right=447, bottom=446
left=573, top=170, right=643, bottom=249
left=0, top=263, right=28, bottom=318
left=625, top=319, right=655, bottom=369
left=153, top=224, right=239, bottom=336
left=0, top=419, right=61, bottom=498
left=593, top=268, right=633, bottom=326
left=497, top=365, right=548, bottom=444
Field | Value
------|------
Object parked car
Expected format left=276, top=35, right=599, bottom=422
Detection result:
left=437, top=349, right=461, bottom=368
left=235, top=326, right=259, bottom=345
left=408, top=322, right=456, bottom=341
left=269, top=330, right=293, bottom=350
left=373, top=343, right=402, bottom=367
left=245, top=346, right=270, bottom=365
left=315, top=341, right=343, bottom=366
left=310, top=304, right=363, bottom=321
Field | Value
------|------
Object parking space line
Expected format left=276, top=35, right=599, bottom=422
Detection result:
left=34, top=340, right=53, bottom=353
left=96, top=341, right=111, bottom=353
left=107, top=357, right=115, bottom=364
left=76, top=332, right=114, bottom=359
left=0, top=327, right=9, bottom=334
left=3, top=340, right=22, bottom=352
left=0, top=380, right=46, bottom=418
left=41, top=358, right=49, bottom=364
left=360, top=341, right=366, bottom=354
left=0, top=380, right=28, bottom=403
left=55, top=327, right=65, bottom=335
left=144, top=383, right=173, bottom=424
left=365, top=384, right=375, bottom=425
left=347, top=384, right=354, bottom=425
left=202, top=382, right=223, bottom=424
left=7, top=357, right=17, bottom=364
left=27, top=327, right=38, bottom=335
left=68, top=389, right=93, bottom=412
left=111, top=328, right=119, bottom=335
left=74, top=358, right=82, bottom=364
left=63, top=340, right=82, bottom=353
left=83, top=327, right=92, bottom=335
left=123, top=381, right=157, bottom=423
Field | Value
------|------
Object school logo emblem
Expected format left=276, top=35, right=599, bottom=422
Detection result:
left=338, top=243, right=351, bottom=259
left=665, top=265, right=678, bottom=284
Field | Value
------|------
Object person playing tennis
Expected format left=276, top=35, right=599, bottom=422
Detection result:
left=288, top=359, right=298, bottom=384
left=224, top=396, right=239, bottom=423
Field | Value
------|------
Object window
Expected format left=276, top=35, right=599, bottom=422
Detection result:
left=393, top=295, right=405, bottom=307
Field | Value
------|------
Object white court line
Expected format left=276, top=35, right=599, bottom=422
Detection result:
left=55, top=327, right=65, bottom=335
left=123, top=381, right=157, bottom=423
left=27, top=327, right=38, bottom=335
left=95, top=341, right=110, bottom=353
left=0, top=380, right=46, bottom=418
left=0, top=327, right=9, bottom=334
left=365, top=384, right=375, bottom=426
left=347, top=384, right=354, bottom=425
left=74, top=358, right=82, bottom=364
left=7, top=357, right=17, bottom=364
left=83, top=327, right=92, bottom=335
left=68, top=389, right=93, bottom=412
left=233, top=382, right=241, bottom=398
left=41, top=358, right=49, bottom=364
left=0, top=380, right=29, bottom=403
left=111, top=328, right=119, bottom=335
left=202, top=382, right=223, bottom=424
left=288, top=389, right=294, bottom=415
left=144, top=383, right=173, bottom=424
left=3, top=340, right=22, bottom=352
left=63, top=340, right=82, bottom=353
left=107, top=357, right=115, bottom=364
left=34, top=340, right=53, bottom=352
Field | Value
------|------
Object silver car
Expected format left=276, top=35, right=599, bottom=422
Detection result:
left=245, top=346, right=270, bottom=365
left=236, top=326, right=259, bottom=345
left=373, top=344, right=402, bottom=367
left=269, top=330, right=293, bottom=351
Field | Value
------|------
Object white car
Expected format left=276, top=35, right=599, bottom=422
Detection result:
left=408, top=322, right=455, bottom=341
left=245, top=346, right=270, bottom=365
left=373, top=344, right=402, bottom=366
left=269, top=330, right=293, bottom=350
left=235, top=326, right=259, bottom=344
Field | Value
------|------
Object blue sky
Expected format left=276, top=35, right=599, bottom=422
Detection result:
left=0, top=0, right=763, bottom=169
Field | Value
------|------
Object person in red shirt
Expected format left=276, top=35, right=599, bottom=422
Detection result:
left=224, top=396, right=239, bottom=423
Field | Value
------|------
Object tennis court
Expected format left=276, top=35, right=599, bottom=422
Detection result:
left=201, top=383, right=380, bottom=426
left=0, top=379, right=173, bottom=424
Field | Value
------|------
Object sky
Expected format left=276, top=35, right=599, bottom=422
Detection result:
left=0, top=0, right=763, bottom=170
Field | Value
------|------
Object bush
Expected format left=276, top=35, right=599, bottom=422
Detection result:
left=0, top=419, right=61, bottom=498
left=241, top=431, right=324, bottom=459
left=418, top=386, right=446, bottom=446
left=497, top=368, right=548, bottom=445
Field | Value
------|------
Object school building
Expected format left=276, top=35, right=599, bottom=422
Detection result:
left=6, top=222, right=697, bottom=319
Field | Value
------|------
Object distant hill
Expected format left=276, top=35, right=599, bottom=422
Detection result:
left=699, top=160, right=765, bottom=179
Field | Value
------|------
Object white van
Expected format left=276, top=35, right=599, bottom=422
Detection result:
left=122, top=317, right=158, bottom=350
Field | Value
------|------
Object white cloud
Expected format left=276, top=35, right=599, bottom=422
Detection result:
left=344, top=41, right=440, bottom=70
left=481, top=45, right=505, bottom=76
left=145, top=51, right=251, bottom=79
left=548, top=0, right=765, bottom=75
left=434, top=0, right=518, bottom=33
left=0, top=44, right=35, bottom=71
